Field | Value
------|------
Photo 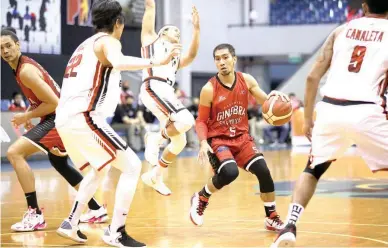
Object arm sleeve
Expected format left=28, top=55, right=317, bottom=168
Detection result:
left=195, top=104, right=211, bottom=142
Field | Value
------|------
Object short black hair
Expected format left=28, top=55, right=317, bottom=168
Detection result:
left=365, top=0, right=388, bottom=14
left=12, top=92, right=22, bottom=98
left=213, top=43, right=236, bottom=58
left=1, top=29, right=19, bottom=42
left=3, top=26, right=17, bottom=34
left=288, top=92, right=296, bottom=97
left=92, top=0, right=124, bottom=33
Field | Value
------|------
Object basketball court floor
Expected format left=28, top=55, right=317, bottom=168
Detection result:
left=1, top=147, right=388, bottom=247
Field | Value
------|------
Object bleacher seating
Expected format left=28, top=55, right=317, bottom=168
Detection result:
left=270, top=0, right=349, bottom=25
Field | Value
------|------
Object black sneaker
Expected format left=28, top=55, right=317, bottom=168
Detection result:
left=102, top=225, right=146, bottom=247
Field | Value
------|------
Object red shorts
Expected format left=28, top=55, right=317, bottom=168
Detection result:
left=23, top=114, right=65, bottom=154
left=209, top=133, right=263, bottom=170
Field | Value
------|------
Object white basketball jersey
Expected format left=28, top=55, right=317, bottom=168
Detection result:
left=56, top=32, right=121, bottom=126
left=141, top=37, right=180, bottom=86
left=322, top=17, right=388, bottom=104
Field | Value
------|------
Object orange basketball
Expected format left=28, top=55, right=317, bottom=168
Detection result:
left=262, top=95, right=293, bottom=126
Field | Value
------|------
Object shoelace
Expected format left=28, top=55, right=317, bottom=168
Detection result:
left=271, top=215, right=284, bottom=226
left=196, top=198, right=209, bottom=216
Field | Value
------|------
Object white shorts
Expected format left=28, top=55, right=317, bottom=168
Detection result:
left=56, top=112, right=128, bottom=171
left=139, top=79, right=186, bottom=127
left=311, top=101, right=388, bottom=172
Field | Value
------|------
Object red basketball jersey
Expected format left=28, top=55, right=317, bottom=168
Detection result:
left=13, top=55, right=60, bottom=112
left=207, top=72, right=250, bottom=139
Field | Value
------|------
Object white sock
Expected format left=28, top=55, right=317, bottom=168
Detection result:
left=110, top=207, right=128, bottom=233
left=264, top=201, right=276, bottom=207
left=205, top=184, right=212, bottom=195
left=152, top=164, right=167, bottom=179
left=69, top=169, right=104, bottom=225
left=286, top=203, right=304, bottom=225
left=68, top=201, right=87, bottom=226
left=111, top=172, right=139, bottom=232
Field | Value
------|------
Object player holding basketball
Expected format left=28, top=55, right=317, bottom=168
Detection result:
left=271, top=0, right=388, bottom=247
left=55, top=0, right=179, bottom=246
left=1, top=29, right=107, bottom=232
left=190, top=43, right=288, bottom=231
left=139, top=0, right=200, bottom=196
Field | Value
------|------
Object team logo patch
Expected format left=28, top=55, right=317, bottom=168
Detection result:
left=255, top=178, right=388, bottom=199
left=217, top=146, right=229, bottom=153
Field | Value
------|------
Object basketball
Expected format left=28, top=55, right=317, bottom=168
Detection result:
left=262, top=95, right=293, bottom=126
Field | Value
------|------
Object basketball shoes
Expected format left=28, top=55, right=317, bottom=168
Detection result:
left=80, top=205, right=109, bottom=223
left=141, top=170, right=172, bottom=196
left=265, top=212, right=285, bottom=232
left=189, top=192, right=209, bottom=226
left=56, top=219, right=87, bottom=243
left=270, top=223, right=296, bottom=247
left=102, top=225, right=146, bottom=247
left=11, top=207, right=47, bottom=232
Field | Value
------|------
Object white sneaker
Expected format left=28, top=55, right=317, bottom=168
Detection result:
left=102, top=225, right=146, bottom=247
left=189, top=193, right=209, bottom=226
left=11, top=208, right=47, bottom=232
left=56, top=219, right=87, bottom=243
left=270, top=223, right=296, bottom=248
left=144, top=132, right=161, bottom=166
left=80, top=206, right=109, bottom=223
left=141, top=170, right=171, bottom=196
left=265, top=212, right=285, bottom=232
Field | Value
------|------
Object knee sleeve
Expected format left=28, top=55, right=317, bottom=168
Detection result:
left=111, top=148, right=142, bottom=176
left=212, top=161, right=239, bottom=189
left=303, top=159, right=332, bottom=180
left=48, top=153, right=83, bottom=187
left=170, top=109, right=195, bottom=133
left=167, top=133, right=187, bottom=154
left=248, top=157, right=274, bottom=193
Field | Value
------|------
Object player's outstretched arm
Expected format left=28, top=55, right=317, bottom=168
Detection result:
left=18, top=64, right=58, bottom=120
left=101, top=36, right=181, bottom=71
left=179, top=6, right=200, bottom=69
left=196, top=82, right=214, bottom=166
left=141, top=0, right=158, bottom=46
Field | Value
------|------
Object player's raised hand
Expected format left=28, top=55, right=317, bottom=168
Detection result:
left=268, top=90, right=290, bottom=102
left=198, top=140, right=213, bottom=166
left=303, top=118, right=314, bottom=142
left=24, top=120, right=35, bottom=131
left=192, top=6, right=200, bottom=29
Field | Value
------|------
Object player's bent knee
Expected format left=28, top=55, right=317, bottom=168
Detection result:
left=167, top=133, right=187, bottom=154
left=248, top=157, right=274, bottom=193
left=303, top=160, right=332, bottom=180
left=113, top=148, right=142, bottom=176
left=48, top=153, right=83, bottom=187
left=212, top=161, right=239, bottom=189
left=172, top=110, right=195, bottom=133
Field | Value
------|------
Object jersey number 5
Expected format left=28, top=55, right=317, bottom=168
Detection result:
left=64, top=54, right=83, bottom=78
left=348, top=46, right=367, bottom=73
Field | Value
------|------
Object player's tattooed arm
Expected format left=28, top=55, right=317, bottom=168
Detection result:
left=179, top=6, right=200, bottom=69
left=20, top=64, right=59, bottom=120
left=141, top=0, right=158, bottom=46
left=243, top=73, right=268, bottom=105
left=304, top=25, right=346, bottom=122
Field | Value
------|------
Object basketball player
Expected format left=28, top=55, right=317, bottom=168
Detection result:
left=0, top=29, right=107, bottom=232
left=190, top=43, right=288, bottom=231
left=55, top=1, right=179, bottom=246
left=271, top=1, right=388, bottom=247
left=139, top=0, right=200, bottom=196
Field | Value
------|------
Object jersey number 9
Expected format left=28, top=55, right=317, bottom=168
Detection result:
left=348, top=45, right=367, bottom=73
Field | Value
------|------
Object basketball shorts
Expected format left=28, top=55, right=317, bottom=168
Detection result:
left=311, top=99, right=388, bottom=173
left=209, top=133, right=264, bottom=172
left=139, top=79, right=186, bottom=127
left=23, top=114, right=65, bottom=154
left=56, top=112, right=128, bottom=171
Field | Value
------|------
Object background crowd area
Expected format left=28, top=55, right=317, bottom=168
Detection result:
left=1, top=80, right=304, bottom=152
